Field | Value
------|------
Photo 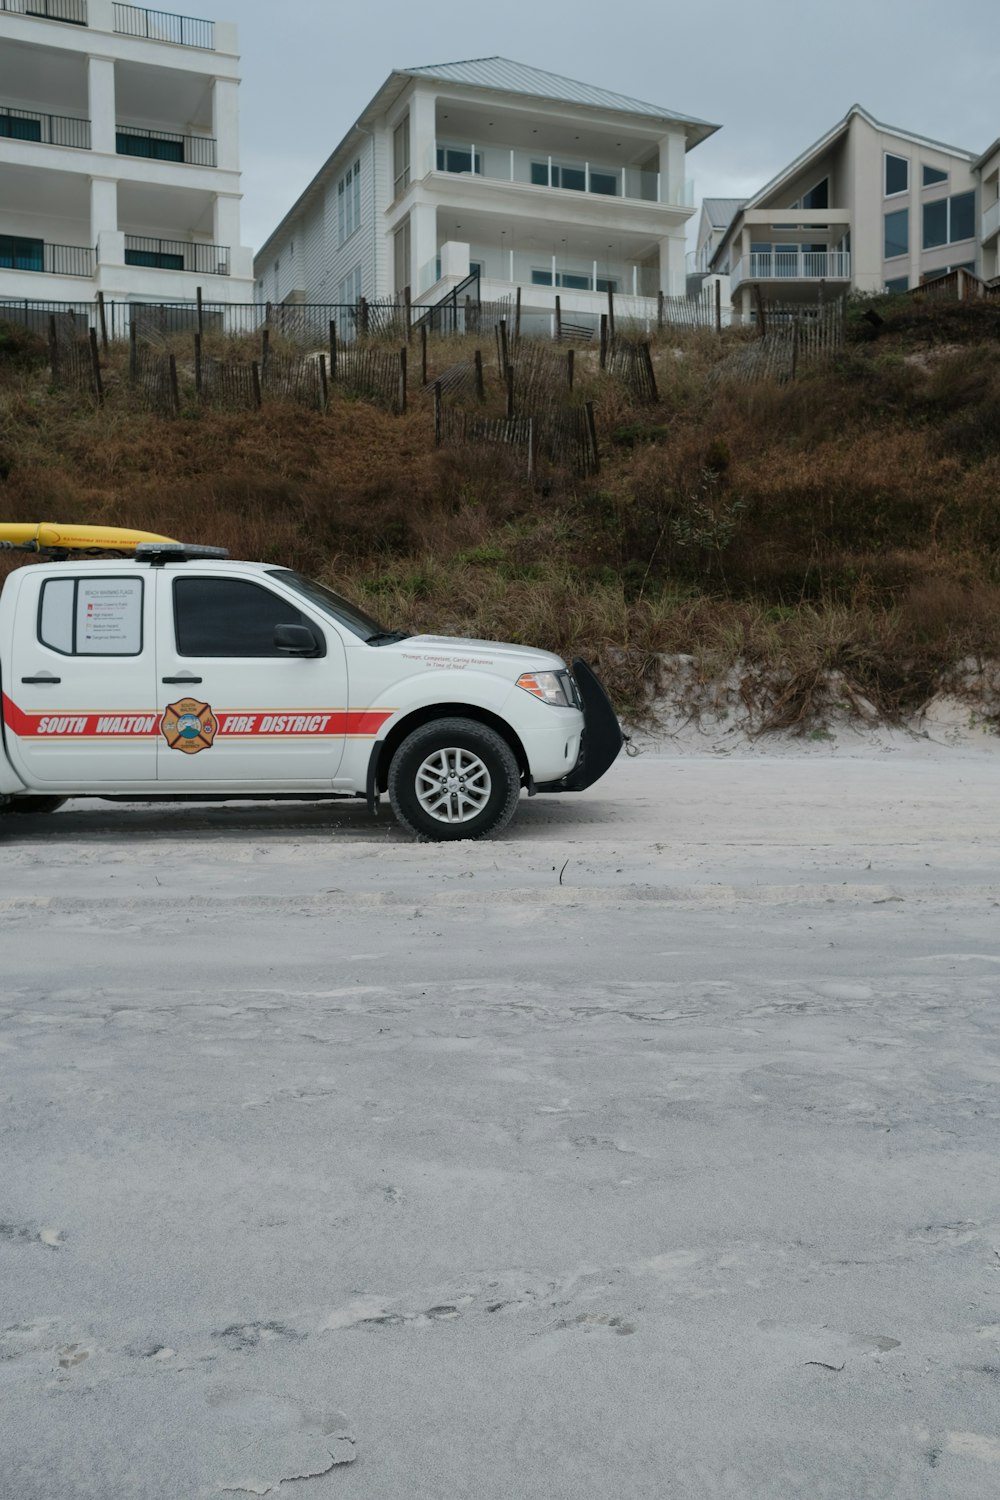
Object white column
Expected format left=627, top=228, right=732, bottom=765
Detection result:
left=212, top=77, right=241, bottom=174
left=87, top=55, right=117, bottom=157
left=658, top=129, right=686, bottom=205
left=408, top=85, right=436, bottom=179
left=91, top=177, right=122, bottom=267
left=657, top=232, right=687, bottom=297
left=213, top=193, right=241, bottom=253
left=409, top=198, right=437, bottom=290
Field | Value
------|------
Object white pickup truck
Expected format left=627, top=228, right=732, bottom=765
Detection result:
left=0, top=528, right=622, bottom=840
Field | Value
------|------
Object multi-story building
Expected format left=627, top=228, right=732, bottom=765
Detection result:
left=255, top=56, right=718, bottom=331
left=976, top=138, right=1000, bottom=283
left=707, top=106, right=981, bottom=322
left=0, top=0, right=253, bottom=307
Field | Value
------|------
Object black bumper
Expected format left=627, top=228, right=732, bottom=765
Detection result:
left=535, top=658, right=624, bottom=794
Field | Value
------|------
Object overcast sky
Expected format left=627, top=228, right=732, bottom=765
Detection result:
left=197, top=0, right=998, bottom=251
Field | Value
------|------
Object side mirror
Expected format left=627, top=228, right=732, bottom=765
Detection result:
left=274, top=623, right=321, bottom=657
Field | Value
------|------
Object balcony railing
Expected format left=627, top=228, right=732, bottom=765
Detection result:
left=113, top=3, right=213, bottom=48
left=418, top=244, right=659, bottom=299
left=731, top=251, right=851, bottom=290
left=124, top=235, right=229, bottom=275
left=0, top=0, right=87, bottom=24
left=0, top=104, right=91, bottom=149
left=0, top=239, right=95, bottom=277
left=426, top=140, right=694, bottom=208
left=116, top=126, right=216, bottom=167
left=982, top=198, right=1000, bottom=243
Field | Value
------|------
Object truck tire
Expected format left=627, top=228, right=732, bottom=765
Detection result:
left=1, top=796, right=69, bottom=816
left=388, top=717, right=521, bottom=841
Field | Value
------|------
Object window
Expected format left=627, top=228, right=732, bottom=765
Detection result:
left=923, top=191, right=975, bottom=248
left=0, top=234, right=43, bottom=272
left=436, top=146, right=482, bottom=175
left=173, top=578, right=315, bottom=658
left=125, top=247, right=184, bottom=270
left=0, top=113, right=42, bottom=143
left=116, top=131, right=183, bottom=163
left=337, top=264, right=362, bottom=306
left=884, top=208, right=908, bottom=259
left=885, top=154, right=909, bottom=196
left=801, top=177, right=829, bottom=209
left=393, top=115, right=410, bottom=197
left=530, top=269, right=619, bottom=291
left=39, top=577, right=144, bottom=656
left=884, top=276, right=909, bottom=293
left=922, top=164, right=948, bottom=187
left=923, top=262, right=976, bottom=282
left=337, top=159, right=361, bottom=245
left=530, top=161, right=618, bottom=196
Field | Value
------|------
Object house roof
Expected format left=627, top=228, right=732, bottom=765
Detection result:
left=708, top=104, right=977, bottom=271
left=401, top=57, right=718, bottom=146
left=702, top=197, right=745, bottom=228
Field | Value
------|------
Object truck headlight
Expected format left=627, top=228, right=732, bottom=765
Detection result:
left=516, top=669, right=578, bottom=708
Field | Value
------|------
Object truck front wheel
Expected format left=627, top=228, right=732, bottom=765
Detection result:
left=387, top=718, right=521, bottom=841
left=1, top=796, right=68, bottom=816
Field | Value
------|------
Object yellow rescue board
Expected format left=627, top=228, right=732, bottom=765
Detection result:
left=0, top=522, right=179, bottom=551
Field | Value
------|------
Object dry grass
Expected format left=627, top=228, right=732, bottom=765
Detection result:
left=4, top=305, right=1000, bottom=726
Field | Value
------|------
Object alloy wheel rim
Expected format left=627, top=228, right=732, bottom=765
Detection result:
left=415, top=747, right=492, bottom=823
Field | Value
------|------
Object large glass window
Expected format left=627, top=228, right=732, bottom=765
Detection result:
left=802, top=177, right=829, bottom=209
left=0, top=113, right=42, bottom=142
left=173, top=578, right=315, bottom=658
left=0, top=234, right=44, bottom=271
left=337, top=159, right=361, bottom=245
left=436, top=146, right=482, bottom=175
left=885, top=154, right=909, bottom=196
left=337, top=263, right=362, bottom=306
left=922, top=164, right=948, bottom=187
left=884, top=276, right=909, bottom=293
left=884, top=208, right=909, bottom=259
left=530, top=161, right=618, bottom=197
left=392, top=116, right=410, bottom=197
left=116, top=130, right=183, bottom=163
left=923, top=191, right=975, bottom=248
left=125, top=247, right=184, bottom=270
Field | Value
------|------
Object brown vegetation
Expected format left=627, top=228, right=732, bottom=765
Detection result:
left=3, top=294, right=1000, bottom=729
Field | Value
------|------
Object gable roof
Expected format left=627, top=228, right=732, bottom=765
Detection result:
left=702, top=197, right=745, bottom=229
left=402, top=57, right=719, bottom=147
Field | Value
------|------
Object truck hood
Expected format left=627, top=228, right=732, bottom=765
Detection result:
left=388, top=634, right=566, bottom=670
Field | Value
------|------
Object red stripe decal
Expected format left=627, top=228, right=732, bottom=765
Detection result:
left=2, top=695, right=393, bottom=740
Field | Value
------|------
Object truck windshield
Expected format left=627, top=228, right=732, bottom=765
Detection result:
left=266, top=569, right=407, bottom=645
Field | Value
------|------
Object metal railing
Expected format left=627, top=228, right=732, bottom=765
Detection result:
left=731, top=251, right=851, bottom=290
left=116, top=126, right=217, bottom=167
left=0, top=0, right=87, bottom=24
left=982, top=198, right=1000, bottom=243
left=0, top=104, right=91, bottom=149
left=112, top=3, right=213, bottom=48
left=0, top=243, right=95, bottom=277
left=427, top=139, right=694, bottom=207
left=124, top=235, right=229, bottom=275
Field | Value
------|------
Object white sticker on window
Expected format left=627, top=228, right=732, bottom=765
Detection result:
left=76, top=580, right=143, bottom=654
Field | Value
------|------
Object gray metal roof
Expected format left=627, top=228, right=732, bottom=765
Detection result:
left=702, top=197, right=745, bottom=228
left=402, top=57, right=719, bottom=147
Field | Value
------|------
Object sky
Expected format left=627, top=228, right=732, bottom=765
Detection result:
left=195, top=0, right=999, bottom=253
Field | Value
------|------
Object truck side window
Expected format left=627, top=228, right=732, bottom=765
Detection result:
left=39, top=577, right=144, bottom=656
left=173, top=577, right=317, bottom=657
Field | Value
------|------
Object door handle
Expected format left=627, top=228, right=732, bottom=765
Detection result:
left=21, top=674, right=61, bottom=685
left=162, top=675, right=203, bottom=685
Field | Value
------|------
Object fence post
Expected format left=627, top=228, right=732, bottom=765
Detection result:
left=791, top=319, right=800, bottom=380
left=505, top=364, right=514, bottom=420
left=194, top=332, right=202, bottom=395
left=641, top=343, right=658, bottom=402
left=464, top=293, right=472, bottom=336
left=251, top=361, right=262, bottom=410
left=398, top=347, right=407, bottom=415
left=498, top=318, right=509, bottom=376
left=48, top=315, right=59, bottom=382
left=555, top=294, right=562, bottom=342
left=584, top=400, right=600, bottom=475
left=567, top=348, right=574, bottom=390
left=715, top=279, right=722, bottom=334
left=607, top=286, right=615, bottom=338
left=657, top=290, right=664, bottom=331
left=329, top=321, right=337, bottom=380
left=196, top=285, right=204, bottom=337
left=129, top=316, right=138, bottom=381
left=96, top=291, right=108, bottom=350
left=526, top=417, right=535, bottom=482
left=404, top=284, right=412, bottom=342
left=168, top=353, right=180, bottom=416
left=261, top=328, right=270, bottom=377
left=359, top=297, right=369, bottom=337
left=421, top=323, right=428, bottom=385
left=88, top=328, right=104, bottom=404
left=433, top=381, right=442, bottom=446
left=514, top=286, right=521, bottom=340
left=318, top=353, right=328, bottom=410
left=474, top=348, right=484, bottom=401
left=752, top=284, right=767, bottom=338
left=599, top=313, right=608, bottom=370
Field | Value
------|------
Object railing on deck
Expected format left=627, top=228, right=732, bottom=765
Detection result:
left=428, top=141, right=693, bottom=207
left=0, top=0, right=87, bottom=24
left=112, top=3, right=213, bottom=48
left=0, top=104, right=90, bottom=149
left=116, top=126, right=216, bottom=167
left=124, top=235, right=229, bottom=275
left=731, top=251, right=851, bottom=290
left=0, top=243, right=95, bottom=277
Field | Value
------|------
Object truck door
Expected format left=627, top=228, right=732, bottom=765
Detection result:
left=4, top=567, right=158, bottom=785
left=155, top=571, right=348, bottom=786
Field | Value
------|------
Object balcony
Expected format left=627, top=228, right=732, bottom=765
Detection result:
left=112, top=3, right=214, bottom=49
left=982, top=198, right=1000, bottom=245
left=0, top=103, right=90, bottom=149
left=124, top=234, right=228, bottom=274
left=425, top=140, right=694, bottom=209
left=0, top=234, right=94, bottom=276
left=116, top=125, right=216, bottom=167
left=731, top=251, right=851, bottom=291
left=0, top=0, right=87, bottom=24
